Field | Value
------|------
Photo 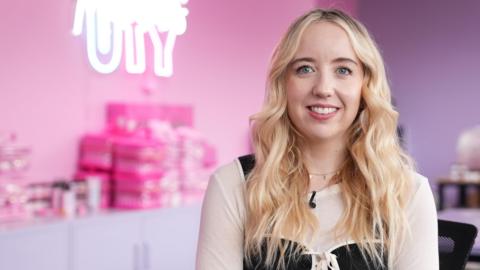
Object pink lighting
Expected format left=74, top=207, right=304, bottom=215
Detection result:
left=72, top=0, right=189, bottom=77
left=0, top=0, right=317, bottom=185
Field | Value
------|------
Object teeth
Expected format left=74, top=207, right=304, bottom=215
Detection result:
left=310, top=106, right=338, bottom=114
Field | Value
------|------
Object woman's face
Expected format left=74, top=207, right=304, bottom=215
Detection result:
left=285, top=21, right=364, bottom=144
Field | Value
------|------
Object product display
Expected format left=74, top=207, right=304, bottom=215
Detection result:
left=0, top=133, right=32, bottom=222
left=0, top=133, right=31, bottom=178
left=76, top=103, right=217, bottom=210
left=78, top=134, right=114, bottom=170
left=74, top=171, right=111, bottom=209
left=0, top=103, right=217, bottom=222
left=0, top=181, right=29, bottom=222
left=106, top=103, right=194, bottom=133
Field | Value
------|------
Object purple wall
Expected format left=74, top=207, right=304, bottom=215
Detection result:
left=358, top=0, right=480, bottom=187
left=316, top=0, right=358, bottom=14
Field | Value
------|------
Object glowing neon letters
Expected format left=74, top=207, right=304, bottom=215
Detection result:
left=72, top=0, right=189, bottom=77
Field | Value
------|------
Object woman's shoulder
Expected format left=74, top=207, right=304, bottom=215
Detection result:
left=410, top=171, right=432, bottom=194
left=410, top=171, right=429, bottom=191
left=207, top=158, right=247, bottom=204
left=406, top=171, right=437, bottom=213
left=211, top=157, right=246, bottom=184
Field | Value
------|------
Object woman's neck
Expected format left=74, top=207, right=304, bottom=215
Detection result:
left=300, top=138, right=348, bottom=192
left=301, top=140, right=347, bottom=175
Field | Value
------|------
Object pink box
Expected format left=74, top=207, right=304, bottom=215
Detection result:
left=114, top=172, right=179, bottom=193
left=113, top=139, right=168, bottom=176
left=78, top=134, right=114, bottom=170
left=114, top=139, right=167, bottom=161
left=106, top=103, right=194, bottom=137
left=114, top=191, right=181, bottom=209
left=114, top=158, right=166, bottom=177
left=114, top=192, right=161, bottom=209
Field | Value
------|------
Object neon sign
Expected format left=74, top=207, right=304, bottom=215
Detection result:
left=72, top=0, right=189, bottom=77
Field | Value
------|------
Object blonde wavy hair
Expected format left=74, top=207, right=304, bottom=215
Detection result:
left=244, top=8, right=415, bottom=269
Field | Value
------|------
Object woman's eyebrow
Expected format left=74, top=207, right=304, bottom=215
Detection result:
left=332, top=57, right=358, bottom=66
left=290, top=57, right=358, bottom=66
left=290, top=57, right=316, bottom=66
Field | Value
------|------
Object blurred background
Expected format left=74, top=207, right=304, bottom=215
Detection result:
left=1, top=0, right=479, bottom=269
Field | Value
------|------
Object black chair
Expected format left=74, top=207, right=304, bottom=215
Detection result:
left=439, top=219, right=478, bottom=270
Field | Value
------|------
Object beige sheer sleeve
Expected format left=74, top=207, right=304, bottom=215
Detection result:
left=196, top=162, right=246, bottom=270
left=396, top=174, right=439, bottom=269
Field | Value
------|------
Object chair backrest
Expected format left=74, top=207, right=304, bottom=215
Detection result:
left=439, top=219, right=478, bottom=270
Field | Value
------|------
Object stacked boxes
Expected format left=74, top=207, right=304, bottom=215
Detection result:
left=113, top=138, right=180, bottom=209
left=177, top=127, right=216, bottom=205
left=76, top=103, right=216, bottom=210
left=75, top=134, right=115, bottom=208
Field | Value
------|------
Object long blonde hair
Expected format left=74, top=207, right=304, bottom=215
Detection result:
left=244, top=8, right=415, bottom=269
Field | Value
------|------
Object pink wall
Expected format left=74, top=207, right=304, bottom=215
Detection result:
left=0, top=0, right=357, bottom=181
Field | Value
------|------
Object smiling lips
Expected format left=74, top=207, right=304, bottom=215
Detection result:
left=307, top=105, right=340, bottom=121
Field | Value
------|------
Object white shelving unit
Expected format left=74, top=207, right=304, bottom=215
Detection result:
left=0, top=205, right=202, bottom=270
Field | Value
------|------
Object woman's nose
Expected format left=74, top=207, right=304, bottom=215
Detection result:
left=311, top=74, right=334, bottom=98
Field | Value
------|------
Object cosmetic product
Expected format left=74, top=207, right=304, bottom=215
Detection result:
left=61, top=183, right=76, bottom=218
left=86, top=176, right=101, bottom=212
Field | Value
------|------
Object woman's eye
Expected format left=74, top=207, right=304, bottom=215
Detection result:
left=296, top=65, right=314, bottom=74
left=336, top=67, right=352, bottom=75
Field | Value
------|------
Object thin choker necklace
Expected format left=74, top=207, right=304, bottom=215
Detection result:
left=308, top=170, right=340, bottom=181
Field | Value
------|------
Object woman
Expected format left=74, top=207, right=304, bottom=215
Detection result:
left=196, top=8, right=438, bottom=270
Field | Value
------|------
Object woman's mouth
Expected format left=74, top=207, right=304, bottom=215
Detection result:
left=307, top=106, right=339, bottom=120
